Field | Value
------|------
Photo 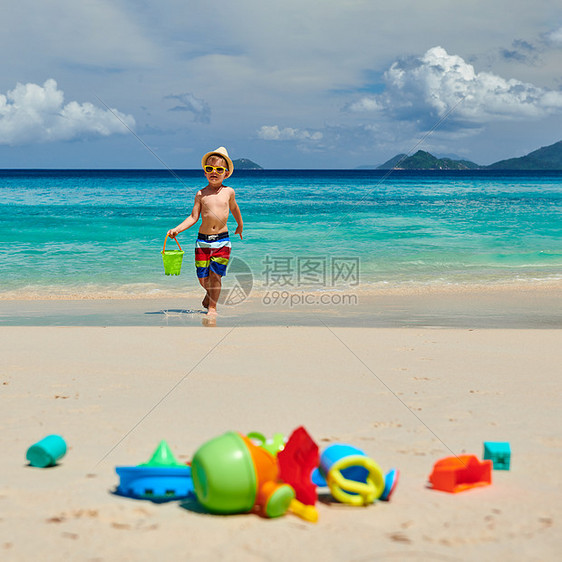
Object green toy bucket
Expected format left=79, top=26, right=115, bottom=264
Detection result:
left=162, top=235, right=185, bottom=276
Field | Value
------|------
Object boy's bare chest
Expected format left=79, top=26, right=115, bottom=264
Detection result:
left=201, top=190, right=229, bottom=212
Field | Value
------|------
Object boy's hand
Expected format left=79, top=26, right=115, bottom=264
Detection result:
left=235, top=225, right=243, bottom=240
left=167, top=229, right=178, bottom=239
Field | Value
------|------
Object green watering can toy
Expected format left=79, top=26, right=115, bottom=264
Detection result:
left=162, top=234, right=184, bottom=276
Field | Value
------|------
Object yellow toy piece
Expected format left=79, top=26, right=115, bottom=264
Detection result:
left=289, top=499, right=319, bottom=523
left=327, top=455, right=385, bottom=506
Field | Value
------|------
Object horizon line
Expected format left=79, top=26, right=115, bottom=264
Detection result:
left=0, top=167, right=561, bottom=172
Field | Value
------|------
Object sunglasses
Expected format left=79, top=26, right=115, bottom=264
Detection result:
left=204, top=165, right=228, bottom=174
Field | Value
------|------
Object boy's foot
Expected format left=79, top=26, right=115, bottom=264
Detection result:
left=207, top=307, right=218, bottom=316
left=202, top=315, right=217, bottom=327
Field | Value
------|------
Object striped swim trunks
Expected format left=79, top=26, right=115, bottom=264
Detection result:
left=195, top=231, right=231, bottom=278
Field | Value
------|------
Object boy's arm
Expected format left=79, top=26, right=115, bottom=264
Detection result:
left=168, top=192, right=201, bottom=238
left=229, top=189, right=244, bottom=240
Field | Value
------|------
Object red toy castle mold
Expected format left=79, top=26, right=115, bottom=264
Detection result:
left=429, top=455, right=492, bottom=493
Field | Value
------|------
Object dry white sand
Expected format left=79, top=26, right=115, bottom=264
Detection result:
left=1, top=325, right=561, bottom=561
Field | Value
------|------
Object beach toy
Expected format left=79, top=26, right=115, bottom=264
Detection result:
left=161, top=234, right=184, bottom=275
left=247, top=431, right=286, bottom=456
left=311, top=444, right=386, bottom=506
left=26, top=434, right=67, bottom=468
left=115, top=440, right=193, bottom=501
left=277, top=426, right=319, bottom=506
left=191, top=431, right=295, bottom=518
left=483, top=441, right=511, bottom=470
left=288, top=499, right=319, bottom=523
left=380, top=468, right=400, bottom=501
left=428, top=455, right=492, bottom=493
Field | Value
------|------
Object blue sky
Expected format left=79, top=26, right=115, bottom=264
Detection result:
left=1, top=0, right=562, bottom=169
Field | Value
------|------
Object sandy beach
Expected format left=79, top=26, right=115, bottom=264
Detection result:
left=1, top=289, right=561, bottom=560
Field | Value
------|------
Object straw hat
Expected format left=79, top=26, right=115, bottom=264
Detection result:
left=201, top=146, right=234, bottom=177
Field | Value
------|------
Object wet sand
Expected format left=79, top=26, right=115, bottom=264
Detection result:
left=1, top=284, right=561, bottom=328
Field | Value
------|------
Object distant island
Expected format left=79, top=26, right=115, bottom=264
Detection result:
left=361, top=139, right=562, bottom=170
left=234, top=139, right=562, bottom=170
left=376, top=151, right=479, bottom=170
left=233, top=158, right=263, bottom=170
left=485, top=140, right=562, bottom=170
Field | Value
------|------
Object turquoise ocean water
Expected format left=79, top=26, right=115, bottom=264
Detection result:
left=1, top=169, right=561, bottom=298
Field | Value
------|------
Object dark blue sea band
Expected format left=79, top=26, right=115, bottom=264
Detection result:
left=197, top=231, right=229, bottom=242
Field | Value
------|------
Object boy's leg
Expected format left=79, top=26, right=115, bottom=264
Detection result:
left=206, top=271, right=222, bottom=314
left=195, top=241, right=212, bottom=309
left=205, top=239, right=230, bottom=314
left=198, top=276, right=210, bottom=308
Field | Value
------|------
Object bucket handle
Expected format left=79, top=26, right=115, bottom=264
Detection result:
left=162, top=234, right=183, bottom=253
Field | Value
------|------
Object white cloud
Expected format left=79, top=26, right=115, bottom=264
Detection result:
left=548, top=26, right=562, bottom=44
left=166, top=92, right=210, bottom=124
left=347, top=46, right=562, bottom=128
left=0, top=80, right=135, bottom=145
left=346, top=98, right=383, bottom=113
left=257, top=125, right=323, bottom=142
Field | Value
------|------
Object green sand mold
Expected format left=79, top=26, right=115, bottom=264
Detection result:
left=139, top=440, right=187, bottom=468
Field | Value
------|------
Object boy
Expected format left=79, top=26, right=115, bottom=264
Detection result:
left=167, top=147, right=243, bottom=315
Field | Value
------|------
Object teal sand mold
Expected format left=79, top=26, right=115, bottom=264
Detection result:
left=26, top=435, right=67, bottom=468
